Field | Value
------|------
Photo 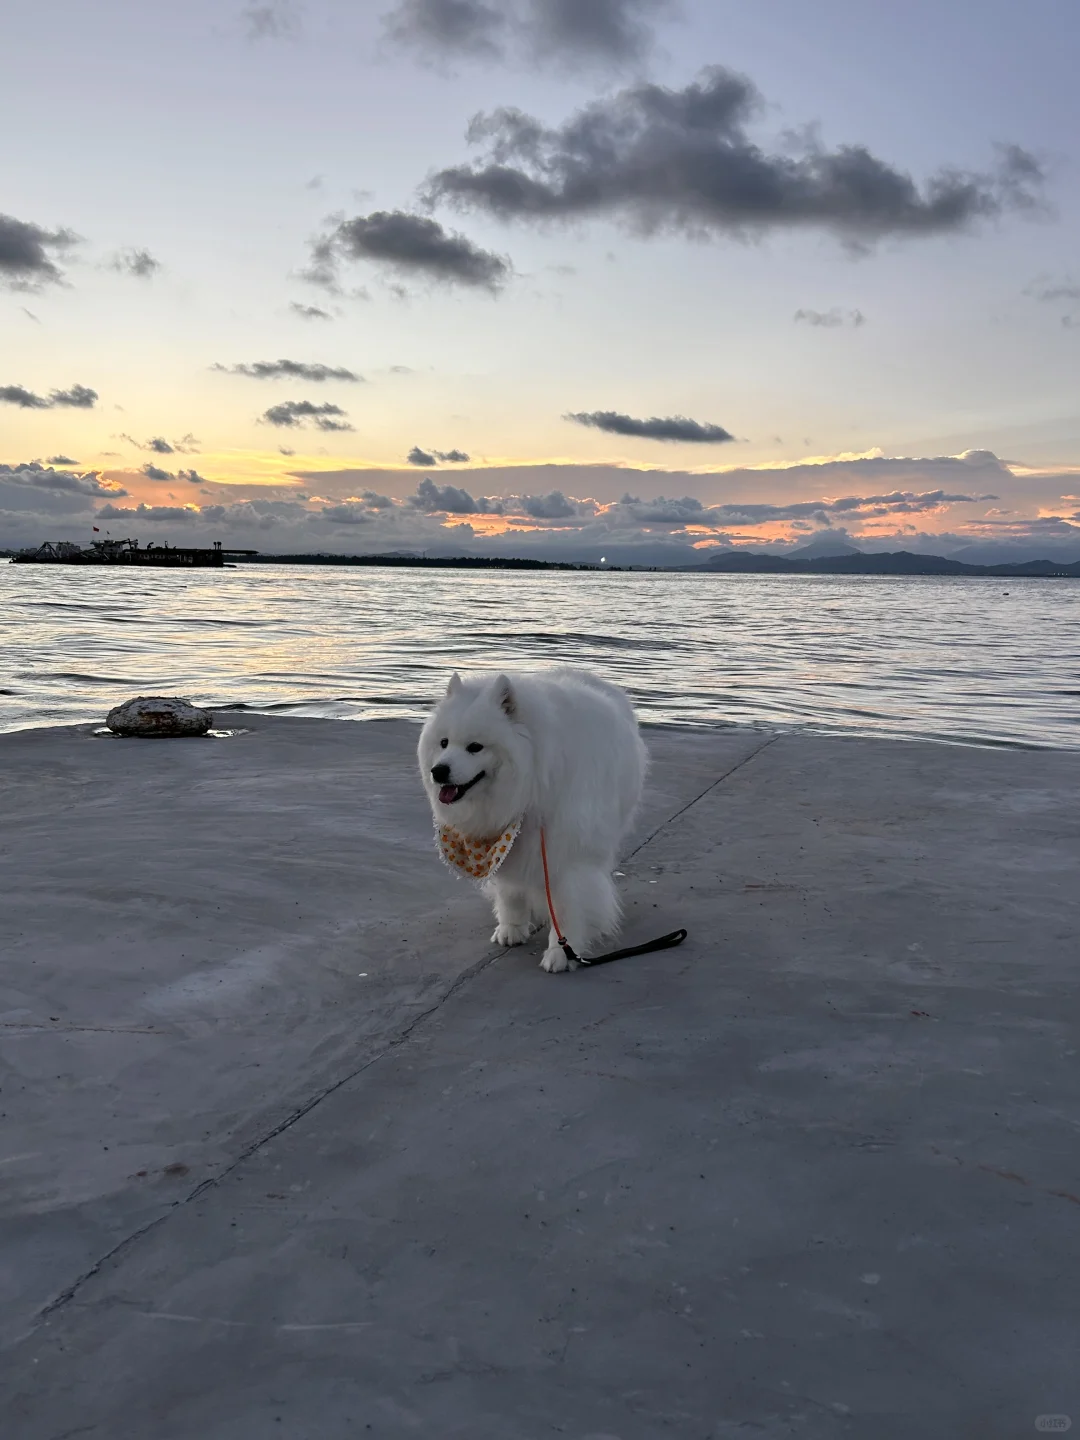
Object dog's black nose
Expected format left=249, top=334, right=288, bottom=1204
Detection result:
left=431, top=762, right=451, bottom=784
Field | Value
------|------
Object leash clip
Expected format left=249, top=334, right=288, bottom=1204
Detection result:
left=558, top=936, right=583, bottom=965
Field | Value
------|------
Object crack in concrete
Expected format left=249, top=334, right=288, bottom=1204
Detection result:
left=0, top=1023, right=161, bottom=1035
left=30, top=735, right=781, bottom=1333
left=34, top=946, right=505, bottom=1331
left=625, top=731, right=781, bottom=861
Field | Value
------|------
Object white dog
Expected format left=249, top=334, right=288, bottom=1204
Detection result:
left=418, top=667, right=648, bottom=972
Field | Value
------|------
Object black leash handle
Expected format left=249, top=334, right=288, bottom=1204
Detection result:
left=560, top=927, right=688, bottom=968
left=540, top=828, right=688, bottom=970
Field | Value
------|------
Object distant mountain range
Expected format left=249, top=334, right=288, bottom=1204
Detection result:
left=690, top=549, right=1080, bottom=577
left=787, top=537, right=863, bottom=560
left=234, top=548, right=1080, bottom=576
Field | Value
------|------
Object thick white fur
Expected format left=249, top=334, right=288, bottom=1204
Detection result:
left=418, top=667, right=648, bottom=972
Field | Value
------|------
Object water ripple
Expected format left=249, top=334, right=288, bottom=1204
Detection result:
left=1, top=562, right=1077, bottom=749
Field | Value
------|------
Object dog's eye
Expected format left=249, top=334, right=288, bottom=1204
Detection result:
left=466, top=742, right=484, bottom=754
left=439, top=738, right=448, bottom=749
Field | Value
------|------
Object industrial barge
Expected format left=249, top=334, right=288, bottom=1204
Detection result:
left=11, top=538, right=257, bottom=568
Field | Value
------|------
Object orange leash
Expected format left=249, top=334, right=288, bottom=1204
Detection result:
left=538, top=826, right=687, bottom=969
left=539, top=827, right=569, bottom=950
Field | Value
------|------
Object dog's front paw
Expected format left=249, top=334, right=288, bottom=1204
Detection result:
left=540, top=943, right=573, bottom=974
left=492, top=922, right=534, bottom=947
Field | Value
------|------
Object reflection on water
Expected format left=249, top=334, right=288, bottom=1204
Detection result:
left=1, top=562, right=1077, bottom=749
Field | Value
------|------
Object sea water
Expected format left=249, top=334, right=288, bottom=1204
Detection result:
left=1, top=563, right=1076, bottom=749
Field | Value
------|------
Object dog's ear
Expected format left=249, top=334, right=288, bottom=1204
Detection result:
left=494, top=674, right=516, bottom=717
left=446, top=671, right=463, bottom=697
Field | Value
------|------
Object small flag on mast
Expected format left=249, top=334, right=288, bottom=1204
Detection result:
left=92, top=526, right=100, bottom=532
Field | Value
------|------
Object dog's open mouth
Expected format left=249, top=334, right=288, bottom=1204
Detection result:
left=438, top=771, right=486, bottom=805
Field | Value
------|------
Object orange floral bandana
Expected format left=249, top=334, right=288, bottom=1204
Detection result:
left=436, top=817, right=522, bottom=880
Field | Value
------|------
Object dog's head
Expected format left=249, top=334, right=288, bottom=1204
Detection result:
left=418, top=672, right=529, bottom=837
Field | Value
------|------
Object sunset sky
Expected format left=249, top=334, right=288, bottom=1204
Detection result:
left=3, top=0, right=1080, bottom=563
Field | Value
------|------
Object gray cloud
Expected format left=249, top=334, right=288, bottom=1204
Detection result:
left=1025, top=276, right=1080, bottom=303
left=68, top=496, right=480, bottom=555
left=0, top=382, right=97, bottom=410
left=261, top=399, right=355, bottom=431
left=65, top=450, right=1029, bottom=562
left=794, top=307, right=866, bottom=327
left=290, top=450, right=1015, bottom=510
left=179, top=469, right=207, bottom=484
left=321, top=503, right=375, bottom=525
left=47, top=455, right=79, bottom=465
left=618, top=494, right=704, bottom=523
left=1, top=385, right=50, bottom=410
left=520, top=488, right=576, bottom=518
left=243, top=1, right=299, bottom=39
left=384, top=0, right=669, bottom=67
left=404, top=477, right=581, bottom=519
left=528, top=0, right=668, bottom=64
left=98, top=501, right=192, bottom=522
left=426, top=68, right=1045, bottom=247
left=124, top=433, right=198, bottom=454
left=289, top=301, right=334, bottom=320
left=567, top=410, right=734, bottom=443
left=300, top=239, right=343, bottom=293
left=216, top=359, right=363, bottom=382
left=49, top=383, right=97, bottom=409
left=385, top=0, right=505, bottom=59
left=407, top=444, right=471, bottom=465
left=401, top=477, right=995, bottom=528
left=311, top=210, right=510, bottom=291
left=141, top=463, right=173, bottom=482
left=0, top=451, right=1041, bottom=559
left=0, top=213, right=79, bottom=289
left=409, top=476, right=479, bottom=512
left=691, top=488, right=996, bottom=525
left=109, top=247, right=161, bottom=279
left=0, top=461, right=127, bottom=499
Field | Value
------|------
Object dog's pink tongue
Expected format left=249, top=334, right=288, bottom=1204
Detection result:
left=439, top=783, right=460, bottom=805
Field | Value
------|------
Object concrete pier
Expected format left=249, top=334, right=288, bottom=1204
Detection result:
left=2, top=716, right=1078, bottom=1438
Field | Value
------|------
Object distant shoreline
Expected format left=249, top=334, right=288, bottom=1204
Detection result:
left=4, top=547, right=1077, bottom=577
left=236, top=550, right=1080, bottom=578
